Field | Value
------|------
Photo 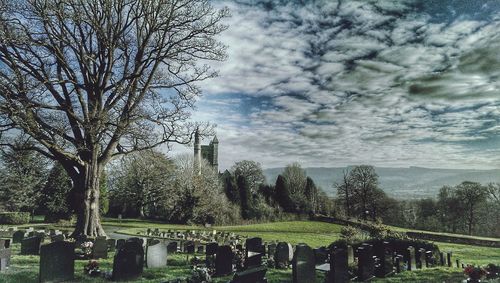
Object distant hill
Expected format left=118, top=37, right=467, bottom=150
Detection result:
left=263, top=166, right=500, bottom=199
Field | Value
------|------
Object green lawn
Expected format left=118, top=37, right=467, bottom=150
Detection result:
left=1, top=219, right=499, bottom=282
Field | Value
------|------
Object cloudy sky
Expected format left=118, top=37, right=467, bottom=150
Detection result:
left=174, top=0, right=500, bottom=170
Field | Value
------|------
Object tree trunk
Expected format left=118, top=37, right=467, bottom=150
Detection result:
left=71, top=157, right=106, bottom=238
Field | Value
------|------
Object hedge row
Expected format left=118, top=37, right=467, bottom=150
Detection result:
left=0, top=212, right=30, bottom=224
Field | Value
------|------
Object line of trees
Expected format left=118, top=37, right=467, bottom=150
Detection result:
left=335, top=165, right=500, bottom=237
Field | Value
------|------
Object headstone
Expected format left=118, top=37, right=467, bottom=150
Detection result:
left=215, top=245, right=233, bottom=276
left=50, top=234, right=64, bottom=242
left=439, top=252, right=445, bottom=266
left=185, top=241, right=195, bottom=254
left=374, top=242, right=393, bottom=277
left=206, top=242, right=218, bottom=256
left=0, top=248, right=11, bottom=272
left=107, top=239, right=116, bottom=252
left=347, top=245, right=354, bottom=264
left=447, top=252, right=452, bottom=267
left=456, top=259, right=460, bottom=268
left=395, top=255, right=404, bottom=273
left=167, top=241, right=178, bottom=253
left=425, top=251, right=433, bottom=268
left=21, top=236, right=42, bottom=255
left=275, top=242, right=291, bottom=269
left=406, top=246, right=416, bottom=271
left=197, top=245, right=204, bottom=254
left=39, top=241, right=75, bottom=283
left=146, top=242, right=168, bottom=268
left=288, top=243, right=294, bottom=261
left=3, top=239, right=9, bottom=249
left=93, top=237, right=108, bottom=259
left=418, top=248, right=426, bottom=269
left=292, top=244, right=315, bottom=283
left=230, top=265, right=267, bottom=283
left=357, top=244, right=375, bottom=281
left=246, top=237, right=264, bottom=254
left=327, top=247, right=349, bottom=283
left=313, top=247, right=328, bottom=265
left=12, top=230, right=25, bottom=244
left=112, top=240, right=144, bottom=281
left=116, top=239, right=125, bottom=251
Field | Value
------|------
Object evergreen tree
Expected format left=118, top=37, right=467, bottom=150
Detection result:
left=237, top=175, right=252, bottom=219
left=304, top=177, right=318, bottom=213
left=39, top=163, right=72, bottom=222
left=0, top=144, right=48, bottom=214
left=222, top=170, right=240, bottom=204
left=275, top=175, right=294, bottom=212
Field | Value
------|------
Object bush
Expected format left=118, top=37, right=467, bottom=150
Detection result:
left=0, top=212, right=30, bottom=224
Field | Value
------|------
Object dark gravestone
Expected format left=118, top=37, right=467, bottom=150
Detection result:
left=112, top=240, right=144, bottom=281
left=275, top=242, right=291, bottom=269
left=107, top=239, right=116, bottom=252
left=447, top=252, right=452, bottom=267
left=146, top=242, right=168, bottom=268
left=425, top=251, right=433, bottom=268
left=197, top=245, right=204, bottom=254
left=0, top=248, right=11, bottom=272
left=39, top=241, right=75, bottom=283
left=206, top=242, right=218, bottom=256
left=167, top=241, right=178, bottom=253
left=439, top=252, right=445, bottom=266
left=327, top=247, right=349, bottom=283
left=313, top=247, right=328, bottom=265
left=116, top=239, right=125, bottom=251
left=215, top=245, right=233, bottom=276
left=246, top=237, right=263, bottom=254
left=12, top=230, right=25, bottom=244
left=230, top=265, right=267, bottom=283
left=185, top=241, right=195, bottom=254
left=93, top=237, right=108, bottom=259
left=4, top=239, right=10, bottom=249
left=357, top=244, right=375, bottom=281
left=21, top=236, right=42, bottom=255
left=50, top=234, right=64, bottom=242
left=128, top=237, right=144, bottom=247
left=206, top=242, right=218, bottom=267
left=406, top=246, right=416, bottom=271
left=292, top=244, right=315, bottom=283
left=374, top=242, right=393, bottom=278
left=245, top=237, right=263, bottom=269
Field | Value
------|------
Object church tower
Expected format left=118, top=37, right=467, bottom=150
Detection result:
left=211, top=135, right=219, bottom=172
left=193, top=129, right=201, bottom=175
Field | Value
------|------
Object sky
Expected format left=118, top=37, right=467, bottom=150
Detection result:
left=172, top=0, right=500, bottom=170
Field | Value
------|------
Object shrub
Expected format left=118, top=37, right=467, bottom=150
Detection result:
left=0, top=212, right=30, bottom=224
left=340, top=225, right=366, bottom=243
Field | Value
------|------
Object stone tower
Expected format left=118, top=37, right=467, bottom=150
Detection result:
left=193, top=129, right=201, bottom=175
left=194, top=134, right=219, bottom=173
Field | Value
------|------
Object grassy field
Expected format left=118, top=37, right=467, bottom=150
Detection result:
left=2, top=219, right=499, bottom=282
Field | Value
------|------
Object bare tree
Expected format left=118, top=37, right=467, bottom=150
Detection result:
left=0, top=0, right=228, bottom=236
left=335, top=168, right=353, bottom=217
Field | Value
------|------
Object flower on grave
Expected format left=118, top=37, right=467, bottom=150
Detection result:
left=81, top=241, right=94, bottom=256
left=84, top=260, right=100, bottom=277
left=464, top=265, right=486, bottom=280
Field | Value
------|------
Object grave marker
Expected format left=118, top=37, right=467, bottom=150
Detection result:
left=39, top=241, right=75, bottom=283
